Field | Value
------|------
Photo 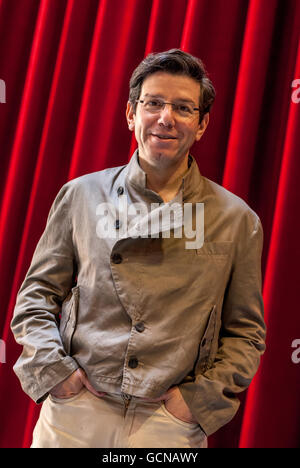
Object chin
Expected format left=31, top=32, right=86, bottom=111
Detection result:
left=148, top=147, right=175, bottom=159
left=150, top=152, right=175, bottom=165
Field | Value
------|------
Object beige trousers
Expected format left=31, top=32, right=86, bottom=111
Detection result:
left=31, top=388, right=207, bottom=448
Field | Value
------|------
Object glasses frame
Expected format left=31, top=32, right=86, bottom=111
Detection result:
left=136, top=99, right=200, bottom=115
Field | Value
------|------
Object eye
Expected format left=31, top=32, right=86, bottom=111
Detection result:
left=177, top=104, right=192, bottom=113
left=147, top=99, right=162, bottom=107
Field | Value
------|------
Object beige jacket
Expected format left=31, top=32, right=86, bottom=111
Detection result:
left=11, top=151, right=266, bottom=436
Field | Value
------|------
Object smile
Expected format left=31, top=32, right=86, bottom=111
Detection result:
left=151, top=134, right=178, bottom=140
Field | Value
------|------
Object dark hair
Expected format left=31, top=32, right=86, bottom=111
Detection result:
left=129, top=49, right=216, bottom=122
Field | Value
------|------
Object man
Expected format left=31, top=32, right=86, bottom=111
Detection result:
left=11, top=49, right=266, bottom=448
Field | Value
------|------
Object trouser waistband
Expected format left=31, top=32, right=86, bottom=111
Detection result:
left=120, top=392, right=132, bottom=402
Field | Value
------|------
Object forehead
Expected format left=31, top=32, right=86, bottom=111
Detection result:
left=141, top=72, right=201, bottom=102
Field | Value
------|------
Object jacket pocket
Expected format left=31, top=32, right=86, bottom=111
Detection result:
left=59, top=285, right=79, bottom=355
left=196, top=305, right=218, bottom=373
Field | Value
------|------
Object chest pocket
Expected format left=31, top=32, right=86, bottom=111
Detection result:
left=59, top=285, right=79, bottom=355
left=193, top=241, right=233, bottom=300
left=196, top=241, right=233, bottom=257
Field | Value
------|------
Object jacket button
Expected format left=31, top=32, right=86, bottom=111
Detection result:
left=135, top=322, right=145, bottom=332
left=115, top=219, right=121, bottom=229
left=128, top=357, right=139, bottom=368
left=201, top=338, right=207, bottom=347
left=117, top=186, right=124, bottom=196
left=111, top=253, right=122, bottom=264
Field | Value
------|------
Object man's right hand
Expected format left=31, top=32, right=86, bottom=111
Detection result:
left=49, top=368, right=106, bottom=399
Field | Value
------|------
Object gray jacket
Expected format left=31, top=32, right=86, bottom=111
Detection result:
left=11, top=151, right=266, bottom=436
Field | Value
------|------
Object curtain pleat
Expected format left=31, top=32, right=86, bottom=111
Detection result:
left=0, top=0, right=299, bottom=448
left=222, top=0, right=278, bottom=199
left=239, top=39, right=300, bottom=449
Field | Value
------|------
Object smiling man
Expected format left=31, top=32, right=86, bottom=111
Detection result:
left=11, top=49, right=266, bottom=448
left=126, top=71, right=209, bottom=202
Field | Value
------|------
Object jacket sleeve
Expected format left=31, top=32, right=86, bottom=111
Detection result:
left=178, top=214, right=266, bottom=436
left=10, top=183, right=79, bottom=403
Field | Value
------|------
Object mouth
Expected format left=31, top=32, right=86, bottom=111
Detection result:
left=151, top=133, right=178, bottom=140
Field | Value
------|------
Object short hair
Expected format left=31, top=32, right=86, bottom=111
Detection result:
left=129, top=49, right=216, bottom=122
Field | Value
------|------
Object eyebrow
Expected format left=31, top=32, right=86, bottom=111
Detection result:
left=143, top=93, right=196, bottom=105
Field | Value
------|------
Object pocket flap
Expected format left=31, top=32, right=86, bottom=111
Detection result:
left=196, top=305, right=218, bottom=372
left=59, top=286, right=79, bottom=354
left=196, top=241, right=233, bottom=256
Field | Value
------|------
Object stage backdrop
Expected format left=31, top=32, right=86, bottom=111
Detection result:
left=0, top=0, right=299, bottom=448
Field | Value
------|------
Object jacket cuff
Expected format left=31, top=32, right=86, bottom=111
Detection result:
left=14, top=356, right=79, bottom=404
left=178, top=377, right=240, bottom=437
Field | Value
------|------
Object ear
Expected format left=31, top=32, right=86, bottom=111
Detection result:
left=195, top=113, right=209, bottom=141
left=126, top=101, right=135, bottom=131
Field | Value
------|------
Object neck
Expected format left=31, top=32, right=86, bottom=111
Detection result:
left=138, top=153, right=189, bottom=203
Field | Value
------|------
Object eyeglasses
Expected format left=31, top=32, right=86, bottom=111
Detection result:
left=136, top=98, right=200, bottom=118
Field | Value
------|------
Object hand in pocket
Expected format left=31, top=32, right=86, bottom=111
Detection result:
left=49, top=368, right=106, bottom=399
left=141, top=386, right=198, bottom=424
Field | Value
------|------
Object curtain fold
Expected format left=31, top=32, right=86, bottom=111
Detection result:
left=0, top=0, right=299, bottom=448
left=222, top=0, right=278, bottom=198
left=239, top=39, right=300, bottom=449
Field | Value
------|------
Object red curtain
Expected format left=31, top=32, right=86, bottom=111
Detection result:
left=0, top=0, right=299, bottom=448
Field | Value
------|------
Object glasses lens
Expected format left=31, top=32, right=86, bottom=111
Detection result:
left=175, top=103, right=194, bottom=116
left=143, top=99, right=164, bottom=112
left=141, top=99, right=196, bottom=118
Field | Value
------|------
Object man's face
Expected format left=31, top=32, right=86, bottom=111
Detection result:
left=126, top=72, right=209, bottom=170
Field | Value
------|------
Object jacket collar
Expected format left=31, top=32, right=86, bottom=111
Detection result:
left=125, top=149, right=203, bottom=202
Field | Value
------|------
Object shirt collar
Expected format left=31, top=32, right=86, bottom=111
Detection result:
left=125, top=149, right=203, bottom=202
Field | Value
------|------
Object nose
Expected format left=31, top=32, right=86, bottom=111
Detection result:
left=157, top=103, right=176, bottom=128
